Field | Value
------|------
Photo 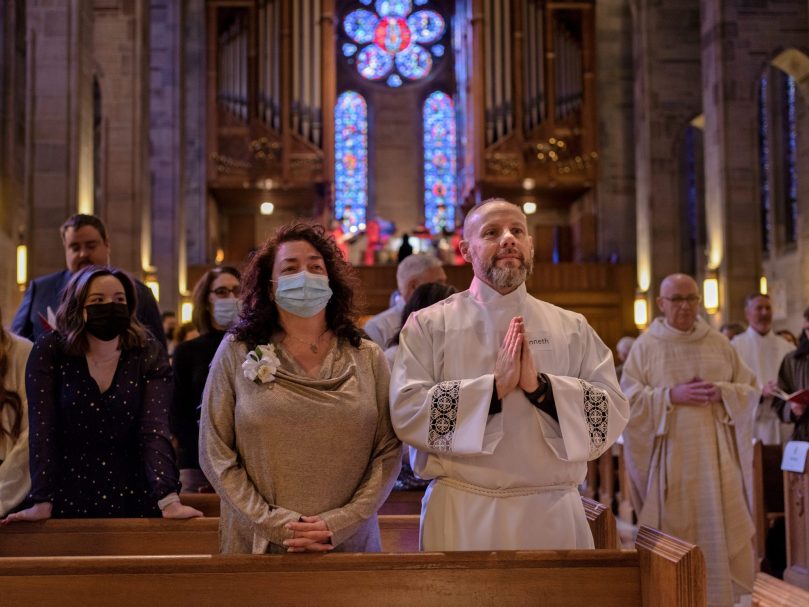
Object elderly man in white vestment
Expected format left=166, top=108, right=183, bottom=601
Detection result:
left=731, top=293, right=794, bottom=445
left=621, top=274, right=758, bottom=607
left=389, top=199, right=629, bottom=551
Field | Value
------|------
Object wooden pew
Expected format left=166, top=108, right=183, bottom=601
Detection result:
left=177, top=492, right=218, bottom=516
left=582, top=496, right=621, bottom=549
left=783, top=445, right=809, bottom=590
left=752, top=572, right=809, bottom=606
left=0, top=502, right=617, bottom=556
left=752, top=439, right=785, bottom=560
left=180, top=489, right=424, bottom=517
left=0, top=526, right=705, bottom=607
left=182, top=491, right=615, bottom=529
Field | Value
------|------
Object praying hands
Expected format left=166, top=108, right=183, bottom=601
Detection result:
left=494, top=316, right=540, bottom=399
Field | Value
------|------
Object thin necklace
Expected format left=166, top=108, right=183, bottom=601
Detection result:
left=284, top=329, right=330, bottom=353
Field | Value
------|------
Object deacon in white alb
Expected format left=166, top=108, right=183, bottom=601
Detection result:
left=389, top=199, right=629, bottom=551
left=731, top=293, right=794, bottom=445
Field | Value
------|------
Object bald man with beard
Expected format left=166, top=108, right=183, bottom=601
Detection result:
left=389, top=199, right=628, bottom=552
left=620, top=273, right=758, bottom=607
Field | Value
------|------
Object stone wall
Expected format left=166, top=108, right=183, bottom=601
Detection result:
left=700, top=0, right=808, bottom=324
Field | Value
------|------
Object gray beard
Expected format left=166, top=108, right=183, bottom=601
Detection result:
left=476, top=254, right=534, bottom=290
left=486, top=264, right=528, bottom=291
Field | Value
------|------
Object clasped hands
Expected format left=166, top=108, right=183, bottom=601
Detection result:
left=494, top=316, right=540, bottom=400
left=284, top=515, right=334, bottom=553
left=670, top=377, right=721, bottom=407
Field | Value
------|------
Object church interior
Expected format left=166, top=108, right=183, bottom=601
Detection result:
left=2, top=1, right=809, bottom=605
left=2, top=0, right=809, bottom=339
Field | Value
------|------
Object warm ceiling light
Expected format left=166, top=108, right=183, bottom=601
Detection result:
left=523, top=201, right=537, bottom=215
left=634, top=292, right=648, bottom=329
left=703, top=275, right=719, bottom=313
left=522, top=178, right=536, bottom=190
left=145, top=278, right=160, bottom=303
left=260, top=201, right=274, bottom=215
left=759, top=276, right=768, bottom=295
left=180, top=301, right=193, bottom=323
left=16, top=244, right=27, bottom=286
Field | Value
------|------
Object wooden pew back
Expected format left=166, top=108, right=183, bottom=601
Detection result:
left=752, top=572, right=809, bottom=606
left=0, top=526, right=704, bottom=607
left=752, top=440, right=786, bottom=559
left=0, top=497, right=618, bottom=556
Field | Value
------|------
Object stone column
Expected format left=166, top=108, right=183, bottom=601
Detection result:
left=0, top=0, right=28, bottom=314
left=149, top=0, right=185, bottom=313
left=26, top=0, right=94, bottom=278
left=595, top=0, right=635, bottom=266
left=632, top=0, right=701, bottom=301
left=183, top=0, right=207, bottom=269
left=93, top=0, right=151, bottom=277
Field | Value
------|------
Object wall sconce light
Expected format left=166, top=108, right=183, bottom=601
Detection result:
left=145, top=276, right=160, bottom=303
left=16, top=244, right=27, bottom=288
left=634, top=291, right=649, bottom=329
left=522, top=178, right=536, bottom=190
left=759, top=275, right=768, bottom=295
left=215, top=248, right=225, bottom=264
left=180, top=301, right=193, bottom=324
left=522, top=201, right=537, bottom=215
left=703, top=272, right=719, bottom=314
left=260, top=201, right=274, bottom=215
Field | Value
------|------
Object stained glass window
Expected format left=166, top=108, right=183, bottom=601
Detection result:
left=784, top=74, right=798, bottom=244
left=423, top=91, right=457, bottom=234
left=335, top=91, right=368, bottom=232
left=341, top=0, right=447, bottom=86
left=758, top=75, right=771, bottom=254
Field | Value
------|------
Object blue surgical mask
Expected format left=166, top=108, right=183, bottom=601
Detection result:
left=212, top=298, right=240, bottom=328
left=274, top=271, right=332, bottom=318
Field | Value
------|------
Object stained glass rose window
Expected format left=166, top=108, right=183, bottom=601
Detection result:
left=341, top=0, right=447, bottom=87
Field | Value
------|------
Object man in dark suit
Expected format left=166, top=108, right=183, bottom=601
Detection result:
left=12, top=214, right=166, bottom=347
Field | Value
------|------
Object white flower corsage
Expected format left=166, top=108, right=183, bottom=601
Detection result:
left=242, top=344, right=280, bottom=384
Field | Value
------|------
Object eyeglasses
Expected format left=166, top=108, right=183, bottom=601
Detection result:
left=661, top=295, right=701, bottom=306
left=210, top=286, right=241, bottom=298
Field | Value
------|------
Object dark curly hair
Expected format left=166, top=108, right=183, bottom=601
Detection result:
left=232, top=223, right=365, bottom=349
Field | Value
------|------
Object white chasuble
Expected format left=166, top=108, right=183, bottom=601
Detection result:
left=621, top=317, right=758, bottom=607
left=389, top=278, right=629, bottom=551
left=731, top=327, right=794, bottom=445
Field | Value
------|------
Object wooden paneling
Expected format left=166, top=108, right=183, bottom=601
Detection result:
left=355, top=262, right=637, bottom=350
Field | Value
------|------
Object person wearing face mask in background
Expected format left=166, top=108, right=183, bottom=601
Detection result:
left=199, top=223, right=401, bottom=554
left=171, top=266, right=241, bottom=492
left=2, top=266, right=203, bottom=522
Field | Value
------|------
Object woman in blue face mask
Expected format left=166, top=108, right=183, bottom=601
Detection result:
left=199, top=223, right=401, bottom=554
left=2, top=266, right=203, bottom=523
left=171, top=265, right=241, bottom=493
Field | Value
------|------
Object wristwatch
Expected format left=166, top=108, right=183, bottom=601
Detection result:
left=524, top=373, right=549, bottom=404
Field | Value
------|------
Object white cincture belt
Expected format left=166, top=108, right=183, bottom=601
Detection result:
left=436, top=477, right=578, bottom=498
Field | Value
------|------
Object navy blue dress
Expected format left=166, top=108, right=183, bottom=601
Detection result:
left=26, top=332, right=180, bottom=517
